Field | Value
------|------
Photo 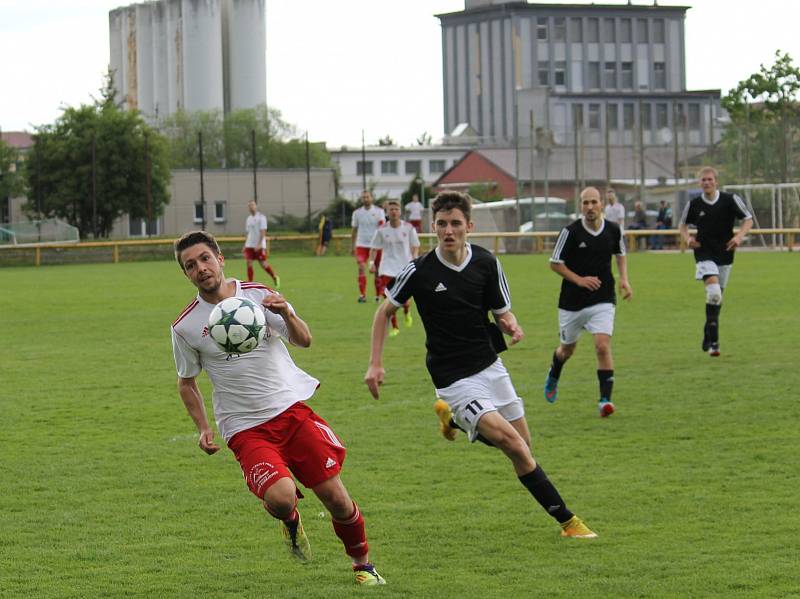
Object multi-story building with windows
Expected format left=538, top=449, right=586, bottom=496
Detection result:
left=437, top=0, right=721, bottom=186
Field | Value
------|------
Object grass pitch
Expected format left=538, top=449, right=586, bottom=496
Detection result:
left=1, top=251, right=798, bottom=598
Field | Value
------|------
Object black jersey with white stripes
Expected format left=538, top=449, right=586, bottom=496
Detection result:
left=679, top=191, right=752, bottom=266
left=550, top=218, right=625, bottom=311
left=386, top=243, right=511, bottom=388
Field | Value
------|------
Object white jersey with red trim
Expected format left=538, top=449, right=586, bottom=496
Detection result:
left=351, top=205, right=385, bottom=248
left=369, top=221, right=420, bottom=277
left=405, top=200, right=423, bottom=221
left=245, top=212, right=268, bottom=249
left=171, top=279, right=319, bottom=442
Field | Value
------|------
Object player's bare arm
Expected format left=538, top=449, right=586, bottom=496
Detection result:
left=364, top=300, right=399, bottom=399
left=350, top=227, right=358, bottom=256
left=726, top=218, right=753, bottom=250
left=494, top=310, right=524, bottom=345
left=615, top=255, right=633, bottom=300
left=261, top=293, right=312, bottom=347
left=550, top=261, right=602, bottom=291
left=679, top=223, right=700, bottom=248
left=368, top=248, right=377, bottom=273
left=177, top=376, right=220, bottom=455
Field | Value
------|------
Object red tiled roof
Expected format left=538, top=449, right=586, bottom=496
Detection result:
left=1, top=131, right=34, bottom=150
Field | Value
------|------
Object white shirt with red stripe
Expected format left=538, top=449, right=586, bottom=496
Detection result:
left=351, top=205, right=385, bottom=248
left=369, top=221, right=420, bottom=277
left=171, top=279, right=319, bottom=442
left=245, top=212, right=268, bottom=249
left=405, top=200, right=423, bottom=221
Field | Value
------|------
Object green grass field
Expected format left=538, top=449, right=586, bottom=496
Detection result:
left=1, top=251, right=798, bottom=598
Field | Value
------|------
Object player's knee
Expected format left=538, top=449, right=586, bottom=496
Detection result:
left=705, top=283, right=722, bottom=305
left=262, top=479, right=296, bottom=518
left=558, top=344, right=576, bottom=359
left=594, top=339, right=611, bottom=357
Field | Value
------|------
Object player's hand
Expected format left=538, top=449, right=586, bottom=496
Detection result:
left=199, top=429, right=220, bottom=455
left=577, top=276, right=602, bottom=291
left=496, top=311, right=524, bottom=345
left=364, top=365, right=385, bottom=400
left=686, top=236, right=701, bottom=249
left=726, top=234, right=743, bottom=251
left=262, top=293, right=289, bottom=316
left=619, top=280, right=633, bottom=301
left=368, top=261, right=376, bottom=273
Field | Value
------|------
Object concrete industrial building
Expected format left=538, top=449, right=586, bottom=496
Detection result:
left=109, top=0, right=266, bottom=118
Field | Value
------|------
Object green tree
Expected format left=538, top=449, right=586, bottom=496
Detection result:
left=400, top=176, right=436, bottom=207
left=24, top=75, right=170, bottom=238
left=0, top=138, right=24, bottom=205
left=721, top=50, right=800, bottom=183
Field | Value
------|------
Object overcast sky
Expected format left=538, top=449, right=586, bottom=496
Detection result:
left=2, top=0, right=799, bottom=147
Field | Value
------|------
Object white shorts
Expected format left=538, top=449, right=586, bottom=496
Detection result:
left=558, top=302, right=615, bottom=345
left=435, top=358, right=525, bottom=443
left=695, top=261, right=732, bottom=288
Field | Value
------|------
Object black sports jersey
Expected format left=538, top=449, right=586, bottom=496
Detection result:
left=386, top=244, right=511, bottom=388
left=679, top=191, right=751, bottom=266
left=550, top=218, right=625, bottom=311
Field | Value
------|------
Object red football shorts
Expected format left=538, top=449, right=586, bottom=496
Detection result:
left=243, top=247, right=267, bottom=261
left=227, top=402, right=346, bottom=499
left=409, top=220, right=422, bottom=233
left=377, top=275, right=395, bottom=297
left=355, top=246, right=370, bottom=264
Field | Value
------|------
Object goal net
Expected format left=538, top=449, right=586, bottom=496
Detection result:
left=0, top=219, right=80, bottom=246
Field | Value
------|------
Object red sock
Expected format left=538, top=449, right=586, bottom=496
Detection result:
left=264, top=264, right=275, bottom=279
left=358, top=274, right=366, bottom=296
left=374, top=277, right=381, bottom=298
left=390, top=314, right=398, bottom=329
left=332, top=502, right=368, bottom=559
left=247, top=265, right=254, bottom=282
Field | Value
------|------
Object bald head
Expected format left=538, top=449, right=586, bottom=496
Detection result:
left=580, top=187, right=603, bottom=223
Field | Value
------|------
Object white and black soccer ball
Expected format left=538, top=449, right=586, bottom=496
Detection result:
left=208, top=297, right=266, bottom=355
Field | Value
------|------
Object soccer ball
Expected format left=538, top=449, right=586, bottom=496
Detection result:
left=208, top=296, right=266, bottom=354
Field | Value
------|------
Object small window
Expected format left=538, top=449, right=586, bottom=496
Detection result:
left=570, top=18, right=583, bottom=42
left=193, top=202, right=204, bottom=224
left=604, top=62, right=617, bottom=88
left=607, top=103, right=619, bottom=130
left=429, top=159, right=446, bottom=174
left=381, top=160, right=398, bottom=175
left=554, top=61, right=566, bottom=86
left=537, top=17, right=548, bottom=41
left=656, top=103, right=669, bottom=128
left=588, top=104, right=601, bottom=130
left=688, top=104, right=701, bottom=129
left=587, top=18, right=599, bottom=42
left=654, top=62, right=666, bottom=89
left=588, top=62, right=600, bottom=89
left=554, top=17, right=566, bottom=41
left=621, top=62, right=634, bottom=89
left=214, top=201, right=226, bottom=223
left=675, top=103, right=686, bottom=127
left=641, top=103, right=652, bottom=131
left=603, top=18, right=615, bottom=43
left=637, top=19, right=648, bottom=43
left=356, top=161, right=373, bottom=176
left=538, top=61, right=550, bottom=85
left=620, top=18, right=632, bottom=43
left=405, top=160, right=422, bottom=175
left=653, top=19, right=665, bottom=43
left=573, top=104, right=584, bottom=128
left=623, top=103, right=635, bottom=130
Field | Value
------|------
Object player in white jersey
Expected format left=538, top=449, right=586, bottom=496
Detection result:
left=243, top=200, right=280, bottom=288
left=404, top=193, right=424, bottom=232
left=368, top=199, right=420, bottom=336
left=603, top=188, right=625, bottom=230
left=350, top=191, right=385, bottom=303
left=171, top=231, right=385, bottom=586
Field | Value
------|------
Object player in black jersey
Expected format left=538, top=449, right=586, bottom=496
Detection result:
left=364, top=191, right=597, bottom=539
left=679, top=166, right=752, bottom=357
left=544, top=187, right=632, bottom=417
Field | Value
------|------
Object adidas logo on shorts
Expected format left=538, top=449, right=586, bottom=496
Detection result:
left=325, top=457, right=337, bottom=469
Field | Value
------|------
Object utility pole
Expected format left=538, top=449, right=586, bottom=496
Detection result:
left=91, top=131, right=97, bottom=238
left=145, top=132, right=152, bottom=237
left=251, top=129, right=258, bottom=203
left=604, top=103, right=611, bottom=190
left=361, top=129, right=367, bottom=191
left=638, top=99, right=646, bottom=204
left=305, top=132, right=312, bottom=232
left=530, top=109, right=536, bottom=229
left=199, top=131, right=206, bottom=231
left=544, top=88, right=551, bottom=231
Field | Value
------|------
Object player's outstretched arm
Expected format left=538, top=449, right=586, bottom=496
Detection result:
left=262, top=293, right=312, bottom=347
left=364, top=300, right=398, bottom=399
left=679, top=223, right=699, bottom=248
left=494, top=310, right=524, bottom=345
left=615, top=254, right=633, bottom=301
left=177, top=376, right=220, bottom=455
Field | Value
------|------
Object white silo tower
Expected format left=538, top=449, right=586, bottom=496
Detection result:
left=180, top=0, right=224, bottom=112
left=223, top=0, right=267, bottom=112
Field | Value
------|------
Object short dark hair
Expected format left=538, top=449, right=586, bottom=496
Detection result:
left=174, top=230, right=221, bottom=271
left=431, top=191, right=472, bottom=221
left=385, top=199, right=401, bottom=208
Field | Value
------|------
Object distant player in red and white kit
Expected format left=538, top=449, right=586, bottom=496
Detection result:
left=171, top=231, right=385, bottom=586
left=243, top=200, right=280, bottom=288
left=368, top=199, right=420, bottom=336
left=404, top=193, right=424, bottom=233
left=350, top=191, right=385, bottom=303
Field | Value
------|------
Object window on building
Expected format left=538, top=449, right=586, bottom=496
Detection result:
left=538, top=61, right=550, bottom=85
left=688, top=104, right=701, bottom=129
left=603, top=18, right=615, bottom=42
left=654, top=62, right=666, bottom=89
left=573, top=104, right=584, bottom=129
left=193, top=202, right=204, bottom=224
left=554, top=17, right=566, bottom=41
left=588, top=104, right=601, bottom=130
left=357, top=161, right=373, bottom=176
left=623, top=103, right=635, bottom=130
left=604, top=62, right=617, bottom=88
left=405, top=160, right=422, bottom=175
left=656, top=103, right=669, bottom=129
left=537, top=17, right=548, bottom=40
left=587, top=18, right=599, bottom=42
left=641, top=103, right=652, bottom=130
left=554, top=61, right=566, bottom=86
left=588, top=62, right=600, bottom=89
left=129, top=217, right=159, bottom=237
left=429, top=159, right=446, bottom=174
left=381, top=160, right=398, bottom=175
left=653, top=19, right=665, bottom=43
left=607, top=103, right=619, bottom=130
left=570, top=17, right=583, bottom=42
left=214, top=201, right=226, bottom=223
left=621, top=62, right=634, bottom=89
left=675, top=103, right=686, bottom=127
left=637, top=18, right=648, bottom=43
left=620, top=18, right=632, bottom=42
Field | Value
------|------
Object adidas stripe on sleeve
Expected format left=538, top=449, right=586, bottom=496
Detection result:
left=550, top=228, right=570, bottom=263
left=385, top=261, right=416, bottom=307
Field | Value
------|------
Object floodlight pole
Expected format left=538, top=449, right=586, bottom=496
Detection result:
left=91, top=131, right=97, bottom=238
left=145, top=132, right=152, bottom=237
left=199, top=131, right=206, bottom=231
left=251, top=129, right=258, bottom=203
left=305, top=132, right=312, bottom=232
